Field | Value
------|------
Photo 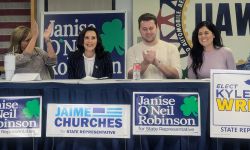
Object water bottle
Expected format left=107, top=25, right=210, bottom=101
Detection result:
left=133, top=60, right=141, bottom=80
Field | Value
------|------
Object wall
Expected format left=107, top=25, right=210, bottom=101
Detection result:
left=48, top=0, right=112, bottom=11
left=115, top=0, right=132, bottom=47
left=37, top=0, right=133, bottom=48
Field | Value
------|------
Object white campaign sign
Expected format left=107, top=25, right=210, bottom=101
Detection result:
left=211, top=69, right=250, bottom=139
left=46, top=104, right=130, bottom=138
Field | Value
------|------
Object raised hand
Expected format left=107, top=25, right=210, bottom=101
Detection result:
left=31, top=20, right=39, bottom=39
left=44, top=23, right=52, bottom=42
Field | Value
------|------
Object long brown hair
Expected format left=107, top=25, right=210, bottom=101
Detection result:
left=9, top=26, right=30, bottom=54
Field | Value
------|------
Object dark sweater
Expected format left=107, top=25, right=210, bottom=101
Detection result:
left=67, top=50, right=113, bottom=79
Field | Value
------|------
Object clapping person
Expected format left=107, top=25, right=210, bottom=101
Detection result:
left=9, top=20, right=57, bottom=80
left=126, top=13, right=181, bottom=79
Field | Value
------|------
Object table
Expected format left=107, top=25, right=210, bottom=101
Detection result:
left=0, top=79, right=249, bottom=150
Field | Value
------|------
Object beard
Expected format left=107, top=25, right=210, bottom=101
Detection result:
left=141, top=34, right=156, bottom=43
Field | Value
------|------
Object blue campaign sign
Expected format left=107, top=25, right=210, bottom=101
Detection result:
left=133, top=92, right=201, bottom=136
left=41, top=11, right=127, bottom=79
left=0, top=96, right=42, bottom=137
left=134, top=93, right=199, bottom=126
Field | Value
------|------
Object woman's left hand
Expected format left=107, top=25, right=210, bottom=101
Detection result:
left=44, top=23, right=52, bottom=41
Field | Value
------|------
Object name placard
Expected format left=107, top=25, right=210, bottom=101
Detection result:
left=211, top=69, right=250, bottom=139
left=46, top=104, right=130, bottom=138
left=133, top=92, right=200, bottom=136
left=0, top=96, right=42, bottom=137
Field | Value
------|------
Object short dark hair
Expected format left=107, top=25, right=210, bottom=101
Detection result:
left=138, top=13, right=157, bottom=29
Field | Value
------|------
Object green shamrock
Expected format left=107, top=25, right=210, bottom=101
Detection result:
left=182, top=66, right=188, bottom=79
left=100, top=19, right=124, bottom=56
left=59, top=38, right=64, bottom=43
left=22, top=99, right=40, bottom=119
left=180, top=96, right=198, bottom=117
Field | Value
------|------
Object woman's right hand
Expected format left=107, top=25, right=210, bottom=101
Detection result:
left=44, top=23, right=52, bottom=42
left=31, top=20, right=39, bottom=39
left=23, top=20, right=39, bottom=54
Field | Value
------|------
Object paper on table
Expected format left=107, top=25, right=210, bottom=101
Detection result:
left=201, top=78, right=210, bottom=81
left=81, top=76, right=97, bottom=80
left=11, top=73, right=41, bottom=81
left=81, top=76, right=109, bottom=80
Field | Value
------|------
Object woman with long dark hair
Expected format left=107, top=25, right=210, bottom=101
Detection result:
left=67, top=26, right=113, bottom=79
left=187, top=21, right=236, bottom=79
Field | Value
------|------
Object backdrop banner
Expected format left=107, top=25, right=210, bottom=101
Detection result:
left=41, top=11, right=127, bottom=79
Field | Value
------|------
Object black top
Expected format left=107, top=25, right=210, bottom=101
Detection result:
left=67, top=50, right=113, bottom=79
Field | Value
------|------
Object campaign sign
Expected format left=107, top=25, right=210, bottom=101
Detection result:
left=0, top=96, right=42, bottom=137
left=133, top=92, right=200, bottom=136
left=211, top=70, right=250, bottom=139
left=41, top=11, right=127, bottom=79
left=46, top=104, right=130, bottom=138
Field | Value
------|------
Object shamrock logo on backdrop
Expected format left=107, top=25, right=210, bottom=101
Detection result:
left=180, top=96, right=198, bottom=117
left=100, top=19, right=124, bottom=56
left=22, top=99, right=40, bottom=119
